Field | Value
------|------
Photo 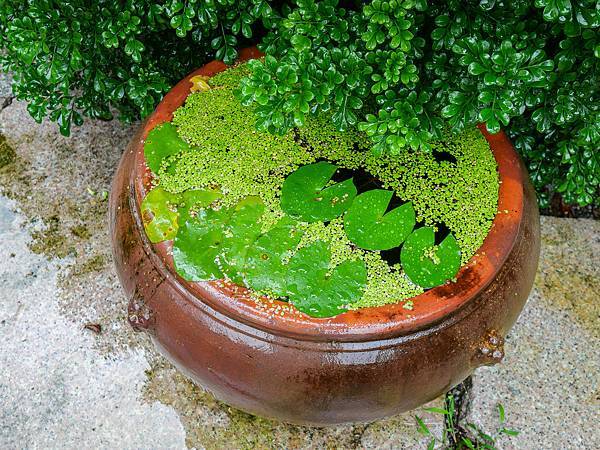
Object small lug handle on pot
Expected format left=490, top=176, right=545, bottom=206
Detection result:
left=472, top=329, right=505, bottom=367
left=128, top=287, right=155, bottom=332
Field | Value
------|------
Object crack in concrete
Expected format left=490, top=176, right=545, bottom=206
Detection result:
left=1, top=95, right=14, bottom=111
left=349, top=422, right=371, bottom=448
left=445, top=375, right=475, bottom=448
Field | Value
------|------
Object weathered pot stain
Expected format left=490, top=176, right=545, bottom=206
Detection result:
left=473, top=329, right=505, bottom=366
left=435, top=265, right=482, bottom=298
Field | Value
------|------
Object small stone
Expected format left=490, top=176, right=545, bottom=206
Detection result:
left=84, top=323, right=102, bottom=334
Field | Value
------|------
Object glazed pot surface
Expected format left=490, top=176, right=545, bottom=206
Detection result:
left=109, top=48, right=540, bottom=425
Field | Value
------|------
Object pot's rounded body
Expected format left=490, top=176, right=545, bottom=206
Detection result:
left=109, top=49, right=540, bottom=425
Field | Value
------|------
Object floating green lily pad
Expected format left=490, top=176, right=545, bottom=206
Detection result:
left=244, top=217, right=304, bottom=297
left=144, top=122, right=191, bottom=174
left=287, top=241, right=367, bottom=317
left=141, top=187, right=181, bottom=243
left=141, top=187, right=221, bottom=243
left=344, top=189, right=416, bottom=250
left=280, top=161, right=357, bottom=222
left=181, top=189, right=222, bottom=213
left=400, top=227, right=461, bottom=288
left=172, top=205, right=231, bottom=281
left=218, top=196, right=265, bottom=283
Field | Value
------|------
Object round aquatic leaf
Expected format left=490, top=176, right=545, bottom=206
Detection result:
left=401, top=227, right=461, bottom=288
left=280, top=161, right=357, bottom=222
left=244, top=217, right=304, bottom=296
left=181, top=189, right=222, bottom=212
left=172, top=206, right=231, bottom=281
left=287, top=241, right=367, bottom=318
left=141, top=187, right=181, bottom=243
left=141, top=188, right=222, bottom=243
left=218, top=196, right=265, bottom=283
left=144, top=122, right=190, bottom=174
left=286, top=241, right=329, bottom=295
left=344, top=190, right=416, bottom=250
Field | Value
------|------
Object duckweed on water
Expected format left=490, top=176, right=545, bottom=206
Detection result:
left=152, top=64, right=498, bottom=310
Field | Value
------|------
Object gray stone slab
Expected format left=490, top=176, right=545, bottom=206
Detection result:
left=0, top=196, right=186, bottom=449
left=0, top=72, right=13, bottom=109
left=465, top=217, right=600, bottom=450
left=0, top=72, right=11, bottom=96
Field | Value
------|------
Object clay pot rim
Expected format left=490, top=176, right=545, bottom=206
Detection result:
left=129, top=47, right=525, bottom=342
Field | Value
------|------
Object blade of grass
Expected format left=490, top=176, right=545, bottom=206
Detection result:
left=415, top=415, right=432, bottom=436
left=462, top=437, right=475, bottom=449
left=425, top=407, right=449, bottom=415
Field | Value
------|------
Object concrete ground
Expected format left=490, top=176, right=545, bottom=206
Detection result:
left=0, top=84, right=598, bottom=449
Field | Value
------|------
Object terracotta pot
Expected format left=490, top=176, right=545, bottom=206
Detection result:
left=109, top=48, right=540, bottom=425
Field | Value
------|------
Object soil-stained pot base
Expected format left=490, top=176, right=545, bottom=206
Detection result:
left=109, top=49, right=540, bottom=425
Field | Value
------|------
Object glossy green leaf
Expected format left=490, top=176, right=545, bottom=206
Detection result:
left=181, top=189, right=223, bottom=212
left=287, top=241, right=367, bottom=317
left=290, top=34, right=311, bottom=52
left=144, top=122, right=190, bottom=174
left=400, top=227, right=461, bottom=288
left=244, top=217, right=304, bottom=296
left=140, top=187, right=181, bottom=243
left=498, top=403, right=506, bottom=423
left=141, top=187, right=221, bottom=243
left=280, top=162, right=357, bottom=222
left=218, top=196, right=265, bottom=283
left=172, top=206, right=231, bottom=281
left=172, top=194, right=261, bottom=283
left=415, top=416, right=431, bottom=436
left=344, top=190, right=416, bottom=250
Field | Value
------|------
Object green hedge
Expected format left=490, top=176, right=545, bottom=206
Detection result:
left=1, top=1, right=598, bottom=207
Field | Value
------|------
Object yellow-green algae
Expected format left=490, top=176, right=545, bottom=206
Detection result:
left=156, top=64, right=499, bottom=309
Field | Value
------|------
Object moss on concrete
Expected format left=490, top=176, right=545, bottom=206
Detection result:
left=156, top=64, right=499, bottom=309
left=29, top=215, right=74, bottom=258
left=70, top=254, right=107, bottom=277
left=536, top=216, right=600, bottom=337
left=0, top=133, right=16, bottom=169
left=70, top=224, right=91, bottom=239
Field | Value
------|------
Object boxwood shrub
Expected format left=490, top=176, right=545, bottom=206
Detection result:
left=0, top=0, right=598, bottom=206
